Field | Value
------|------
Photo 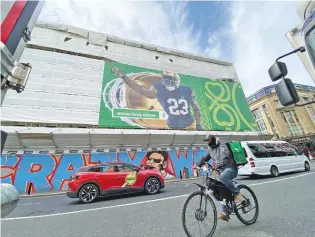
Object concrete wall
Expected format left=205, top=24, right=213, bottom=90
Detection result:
left=1, top=24, right=238, bottom=125
left=1, top=148, right=212, bottom=194
left=2, top=48, right=103, bottom=125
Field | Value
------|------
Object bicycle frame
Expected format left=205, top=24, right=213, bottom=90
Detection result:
left=191, top=165, right=242, bottom=216
left=182, top=166, right=259, bottom=237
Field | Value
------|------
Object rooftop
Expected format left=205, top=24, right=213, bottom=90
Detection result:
left=35, top=21, right=233, bottom=67
left=247, top=83, right=315, bottom=104
left=1, top=126, right=271, bottom=153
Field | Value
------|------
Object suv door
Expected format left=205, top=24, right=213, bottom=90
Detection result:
left=97, top=164, right=122, bottom=192
left=114, top=164, right=144, bottom=190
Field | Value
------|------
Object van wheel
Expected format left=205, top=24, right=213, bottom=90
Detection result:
left=304, top=161, right=310, bottom=171
left=270, top=166, right=279, bottom=177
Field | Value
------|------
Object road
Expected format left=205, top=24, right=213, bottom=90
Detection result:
left=2, top=167, right=315, bottom=237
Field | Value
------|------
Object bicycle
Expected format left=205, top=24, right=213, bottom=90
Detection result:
left=182, top=164, right=259, bottom=237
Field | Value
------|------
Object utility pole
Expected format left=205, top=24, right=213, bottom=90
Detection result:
left=1, top=0, right=45, bottom=218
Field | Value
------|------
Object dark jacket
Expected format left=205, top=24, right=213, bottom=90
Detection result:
left=197, top=140, right=236, bottom=170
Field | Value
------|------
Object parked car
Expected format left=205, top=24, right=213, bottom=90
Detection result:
left=66, top=162, right=165, bottom=203
left=238, top=141, right=311, bottom=177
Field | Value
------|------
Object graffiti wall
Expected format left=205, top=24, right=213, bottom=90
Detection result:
left=1, top=149, right=212, bottom=194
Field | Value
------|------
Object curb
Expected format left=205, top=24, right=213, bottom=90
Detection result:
left=20, top=177, right=201, bottom=198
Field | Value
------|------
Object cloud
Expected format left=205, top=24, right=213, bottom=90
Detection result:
left=38, top=0, right=315, bottom=97
left=38, top=0, right=202, bottom=54
left=205, top=30, right=225, bottom=59
left=226, top=0, right=315, bottom=96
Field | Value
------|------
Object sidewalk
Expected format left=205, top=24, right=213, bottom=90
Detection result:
left=20, top=176, right=201, bottom=198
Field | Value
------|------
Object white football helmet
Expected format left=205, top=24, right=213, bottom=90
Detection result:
left=161, top=71, right=180, bottom=91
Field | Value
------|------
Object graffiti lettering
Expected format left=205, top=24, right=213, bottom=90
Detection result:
left=1, top=149, right=209, bottom=194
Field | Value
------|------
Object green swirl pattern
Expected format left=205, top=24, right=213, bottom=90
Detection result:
left=204, top=80, right=257, bottom=131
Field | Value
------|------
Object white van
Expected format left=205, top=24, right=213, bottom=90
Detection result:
left=238, top=141, right=311, bottom=177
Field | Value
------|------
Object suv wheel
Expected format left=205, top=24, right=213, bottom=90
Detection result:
left=78, top=184, right=99, bottom=204
left=144, top=177, right=160, bottom=195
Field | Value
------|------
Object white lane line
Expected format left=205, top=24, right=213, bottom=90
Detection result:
left=248, top=172, right=314, bottom=186
left=18, top=203, right=41, bottom=206
left=18, top=181, right=198, bottom=199
left=3, top=171, right=315, bottom=221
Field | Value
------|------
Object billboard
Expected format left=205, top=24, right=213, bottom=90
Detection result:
left=99, top=62, right=257, bottom=131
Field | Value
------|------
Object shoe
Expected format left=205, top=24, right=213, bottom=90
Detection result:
left=234, top=192, right=244, bottom=204
left=218, top=213, right=229, bottom=222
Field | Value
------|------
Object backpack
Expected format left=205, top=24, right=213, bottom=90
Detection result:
left=225, top=141, right=248, bottom=166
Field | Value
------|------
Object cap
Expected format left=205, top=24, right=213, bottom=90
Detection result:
left=203, top=134, right=214, bottom=141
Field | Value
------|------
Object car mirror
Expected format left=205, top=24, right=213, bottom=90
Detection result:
left=268, top=61, right=288, bottom=82
left=275, top=78, right=299, bottom=106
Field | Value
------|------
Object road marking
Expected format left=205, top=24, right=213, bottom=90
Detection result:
left=18, top=203, right=41, bottom=206
left=3, top=171, right=315, bottom=221
left=19, top=180, right=199, bottom=199
left=248, top=172, right=315, bottom=186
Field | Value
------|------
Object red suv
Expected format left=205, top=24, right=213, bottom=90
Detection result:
left=67, top=162, right=165, bottom=203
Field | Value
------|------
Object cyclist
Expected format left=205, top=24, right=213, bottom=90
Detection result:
left=193, top=134, right=243, bottom=221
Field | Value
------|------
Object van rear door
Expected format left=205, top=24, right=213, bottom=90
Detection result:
left=246, top=143, right=272, bottom=174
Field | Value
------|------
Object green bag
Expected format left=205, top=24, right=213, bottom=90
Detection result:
left=226, top=141, right=248, bottom=166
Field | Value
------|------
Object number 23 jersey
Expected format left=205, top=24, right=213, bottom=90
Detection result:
left=152, top=83, right=195, bottom=129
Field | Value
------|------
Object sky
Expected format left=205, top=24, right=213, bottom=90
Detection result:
left=38, top=0, right=315, bottom=97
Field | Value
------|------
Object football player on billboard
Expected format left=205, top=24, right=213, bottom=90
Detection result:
left=111, top=68, right=202, bottom=130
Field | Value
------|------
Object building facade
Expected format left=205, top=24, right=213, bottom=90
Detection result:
left=1, top=22, right=269, bottom=194
left=247, top=84, right=315, bottom=154
left=1, top=21, right=255, bottom=131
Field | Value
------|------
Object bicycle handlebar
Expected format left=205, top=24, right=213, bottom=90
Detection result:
left=194, top=162, right=213, bottom=169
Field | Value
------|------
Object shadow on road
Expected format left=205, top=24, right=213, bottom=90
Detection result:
left=67, top=190, right=167, bottom=205
left=237, top=170, right=309, bottom=181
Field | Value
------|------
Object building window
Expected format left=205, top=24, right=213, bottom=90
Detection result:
left=262, top=104, right=268, bottom=113
left=252, top=108, right=262, bottom=119
left=280, top=112, right=287, bottom=123
left=307, top=106, right=315, bottom=122
left=292, top=111, right=299, bottom=123
left=289, top=124, right=302, bottom=137
left=297, top=124, right=305, bottom=135
left=257, top=119, right=267, bottom=132
left=280, top=111, right=305, bottom=137
left=291, top=111, right=305, bottom=135
left=267, top=117, right=278, bottom=136
left=268, top=117, right=275, bottom=128
left=285, top=111, right=294, bottom=123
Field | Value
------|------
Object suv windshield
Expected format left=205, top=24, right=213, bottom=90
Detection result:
left=305, top=25, right=315, bottom=66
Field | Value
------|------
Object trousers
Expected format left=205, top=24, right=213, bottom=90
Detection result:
left=217, top=167, right=239, bottom=214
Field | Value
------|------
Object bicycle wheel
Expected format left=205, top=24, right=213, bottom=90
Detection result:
left=182, top=191, right=217, bottom=237
left=234, top=184, right=259, bottom=225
